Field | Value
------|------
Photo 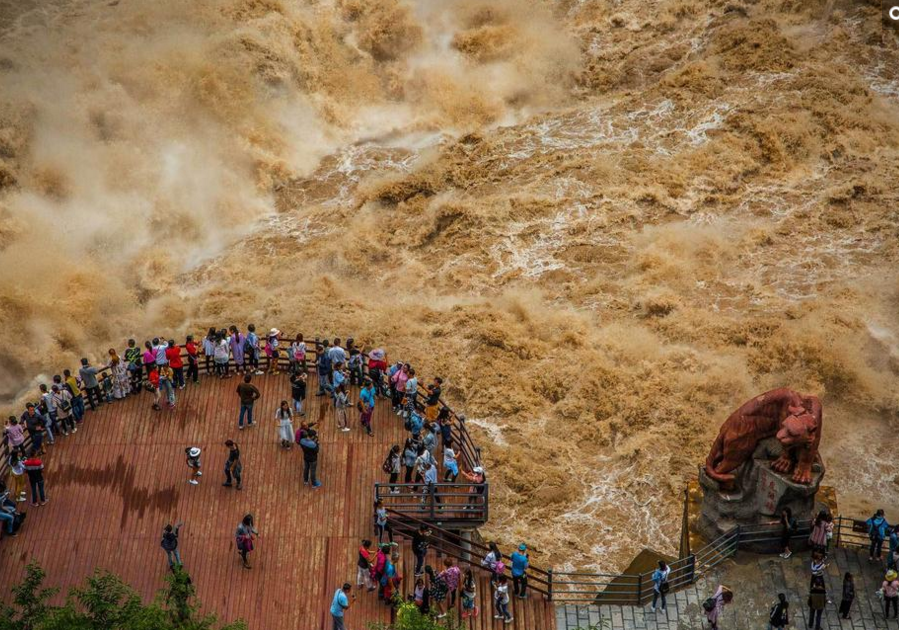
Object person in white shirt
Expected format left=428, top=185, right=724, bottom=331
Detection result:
left=494, top=575, right=513, bottom=623
left=153, top=338, right=169, bottom=366
left=328, top=338, right=346, bottom=366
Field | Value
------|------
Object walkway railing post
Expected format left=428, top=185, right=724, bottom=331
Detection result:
left=687, top=553, right=696, bottom=584
left=636, top=573, right=643, bottom=606
left=547, top=569, right=553, bottom=602
left=429, top=484, right=436, bottom=520
left=835, top=515, right=843, bottom=548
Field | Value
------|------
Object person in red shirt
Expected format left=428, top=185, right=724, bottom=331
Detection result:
left=148, top=366, right=161, bottom=411
left=185, top=335, right=200, bottom=385
left=367, top=350, right=388, bottom=398
left=23, top=450, right=47, bottom=507
left=165, top=340, right=185, bottom=389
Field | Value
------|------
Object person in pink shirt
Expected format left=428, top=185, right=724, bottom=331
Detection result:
left=884, top=570, right=899, bottom=620
left=4, top=417, right=26, bottom=456
left=142, top=341, right=156, bottom=380
left=390, top=363, right=409, bottom=413
left=439, top=557, right=462, bottom=609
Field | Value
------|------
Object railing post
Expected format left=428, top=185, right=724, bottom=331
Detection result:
left=836, top=515, right=843, bottom=549
left=547, top=569, right=553, bottom=602
left=429, top=484, right=436, bottom=520
left=734, top=525, right=742, bottom=555
left=636, top=573, right=643, bottom=606
left=687, top=554, right=696, bottom=584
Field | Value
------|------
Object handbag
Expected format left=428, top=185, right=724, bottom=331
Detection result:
left=55, top=394, right=72, bottom=412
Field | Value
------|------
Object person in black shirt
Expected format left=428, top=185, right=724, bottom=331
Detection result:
left=768, top=592, right=789, bottom=630
left=839, top=573, right=855, bottom=619
left=223, top=440, right=243, bottom=490
left=412, top=524, right=431, bottom=577
left=424, top=377, right=442, bottom=423
left=300, top=429, right=321, bottom=488
left=290, top=373, right=307, bottom=416
left=160, top=521, right=184, bottom=570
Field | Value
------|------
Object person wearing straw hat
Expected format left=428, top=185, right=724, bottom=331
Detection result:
left=884, top=569, right=899, bottom=620
left=266, top=328, right=281, bottom=375
left=185, top=447, right=202, bottom=485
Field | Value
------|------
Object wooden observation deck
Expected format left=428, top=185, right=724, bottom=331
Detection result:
left=0, top=361, right=556, bottom=630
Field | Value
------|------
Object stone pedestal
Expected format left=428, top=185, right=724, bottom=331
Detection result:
left=698, top=438, right=825, bottom=553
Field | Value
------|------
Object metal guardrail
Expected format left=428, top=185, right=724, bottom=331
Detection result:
left=374, top=482, right=488, bottom=524
left=551, top=519, right=820, bottom=605
left=383, top=508, right=553, bottom=598
left=0, top=334, right=483, bottom=473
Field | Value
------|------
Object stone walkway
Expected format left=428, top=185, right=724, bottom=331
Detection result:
left=557, top=547, right=899, bottom=630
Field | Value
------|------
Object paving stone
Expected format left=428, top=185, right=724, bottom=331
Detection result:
left=556, top=548, right=896, bottom=629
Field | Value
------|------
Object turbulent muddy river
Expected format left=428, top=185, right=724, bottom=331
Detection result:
left=1, top=0, right=898, bottom=571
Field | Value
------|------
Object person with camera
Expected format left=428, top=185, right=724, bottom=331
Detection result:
left=651, top=560, right=671, bottom=611
left=300, top=429, right=322, bottom=489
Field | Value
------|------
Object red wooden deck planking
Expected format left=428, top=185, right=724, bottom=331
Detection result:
left=0, top=371, right=555, bottom=629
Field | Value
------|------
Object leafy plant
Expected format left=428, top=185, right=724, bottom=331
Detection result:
left=0, top=563, right=246, bottom=630
left=369, top=601, right=464, bottom=630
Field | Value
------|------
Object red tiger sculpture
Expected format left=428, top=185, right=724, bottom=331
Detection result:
left=705, top=388, right=822, bottom=489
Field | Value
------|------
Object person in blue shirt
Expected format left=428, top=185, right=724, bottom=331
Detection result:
left=889, top=525, right=899, bottom=571
left=330, top=583, right=353, bottom=630
left=359, top=380, right=376, bottom=436
left=511, top=543, right=530, bottom=599
left=408, top=412, right=424, bottom=439
left=868, top=509, right=891, bottom=561
left=651, top=560, right=671, bottom=611
left=316, top=342, right=333, bottom=396
left=423, top=461, right=440, bottom=506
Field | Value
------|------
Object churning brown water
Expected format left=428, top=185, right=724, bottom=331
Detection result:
left=1, top=0, right=898, bottom=571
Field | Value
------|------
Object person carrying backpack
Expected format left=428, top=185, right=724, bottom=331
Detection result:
left=868, top=509, right=891, bottom=561
left=808, top=575, right=826, bottom=630
left=703, top=585, right=733, bottom=630
left=651, top=560, right=670, bottom=611
left=160, top=521, right=184, bottom=569
left=768, top=592, right=789, bottom=630
left=235, top=514, right=258, bottom=569
left=383, top=445, right=401, bottom=494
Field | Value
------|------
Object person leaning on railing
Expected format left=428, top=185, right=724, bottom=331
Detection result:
left=21, top=404, right=47, bottom=455
left=4, top=417, right=26, bottom=457
left=0, top=482, right=19, bottom=538
left=62, top=369, right=85, bottom=423
left=460, top=465, right=486, bottom=512
left=78, top=358, right=102, bottom=410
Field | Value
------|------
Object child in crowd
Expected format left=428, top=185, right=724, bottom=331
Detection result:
left=290, top=372, right=307, bottom=416
left=99, top=374, right=114, bottom=403
left=461, top=568, right=478, bottom=619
